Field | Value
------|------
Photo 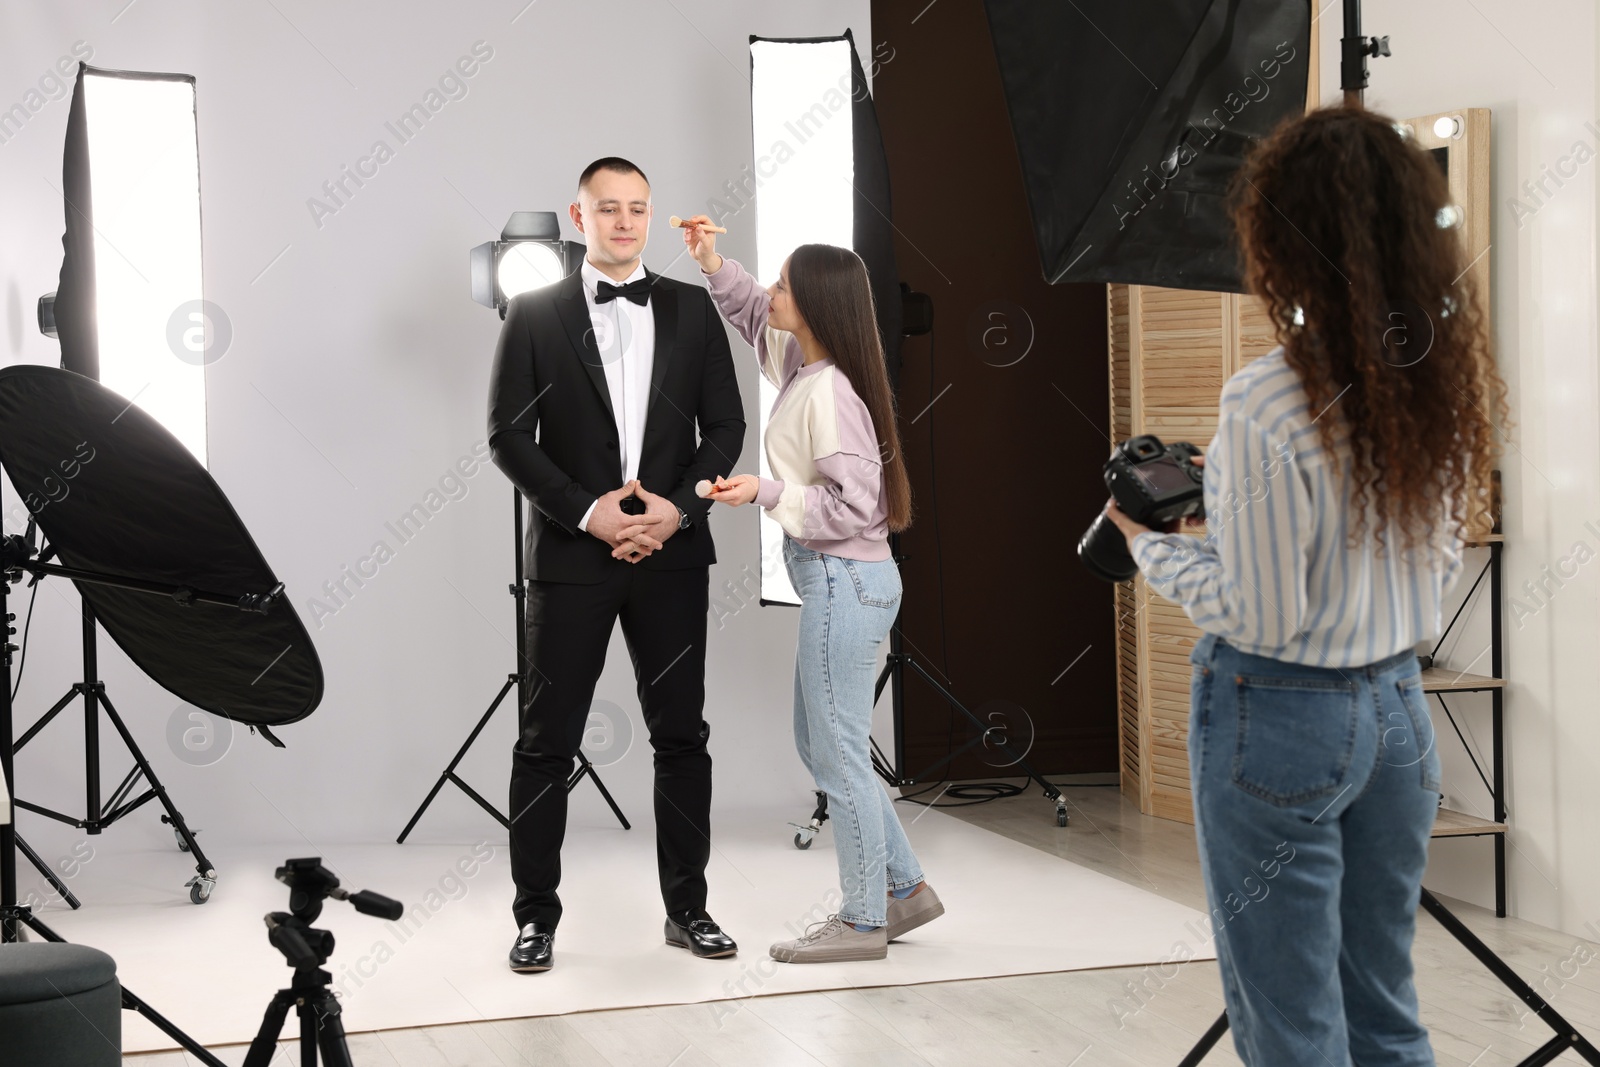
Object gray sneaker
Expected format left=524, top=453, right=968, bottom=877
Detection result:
left=885, top=882, right=944, bottom=941
left=769, top=915, right=888, bottom=963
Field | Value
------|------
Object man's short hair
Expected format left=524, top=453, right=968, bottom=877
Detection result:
left=578, top=156, right=650, bottom=194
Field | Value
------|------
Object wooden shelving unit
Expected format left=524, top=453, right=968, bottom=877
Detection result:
left=1423, top=531, right=1507, bottom=917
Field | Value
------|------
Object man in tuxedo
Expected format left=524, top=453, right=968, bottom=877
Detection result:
left=487, top=157, right=745, bottom=972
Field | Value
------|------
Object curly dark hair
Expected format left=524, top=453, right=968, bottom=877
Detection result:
left=1230, top=105, right=1510, bottom=561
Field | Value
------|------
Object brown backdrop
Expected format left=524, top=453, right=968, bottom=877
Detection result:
left=869, top=0, right=1117, bottom=780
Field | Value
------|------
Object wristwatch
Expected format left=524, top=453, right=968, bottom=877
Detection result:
left=676, top=505, right=690, bottom=530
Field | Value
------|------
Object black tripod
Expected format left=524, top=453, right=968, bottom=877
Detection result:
left=243, top=858, right=404, bottom=1067
left=870, top=531, right=1069, bottom=824
left=1177, top=889, right=1600, bottom=1066
left=398, top=488, right=629, bottom=842
left=0, top=530, right=274, bottom=1067
left=789, top=531, right=1069, bottom=849
left=11, top=562, right=216, bottom=903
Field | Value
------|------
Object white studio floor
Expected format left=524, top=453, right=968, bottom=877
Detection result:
left=19, top=803, right=1215, bottom=1054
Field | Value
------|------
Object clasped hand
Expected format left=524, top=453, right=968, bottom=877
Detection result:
left=588, top=480, right=679, bottom=563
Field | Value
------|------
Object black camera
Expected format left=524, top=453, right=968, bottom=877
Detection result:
left=1079, top=434, right=1205, bottom=582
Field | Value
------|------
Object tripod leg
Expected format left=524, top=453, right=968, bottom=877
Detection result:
left=571, top=752, right=631, bottom=830
left=96, top=691, right=216, bottom=877
left=1419, top=891, right=1600, bottom=1065
left=13, top=833, right=80, bottom=909
left=118, top=984, right=232, bottom=1067
left=398, top=675, right=516, bottom=842
left=1177, top=1012, right=1230, bottom=1067
left=241, top=991, right=294, bottom=1067
left=309, top=992, right=357, bottom=1067
left=902, top=657, right=1065, bottom=810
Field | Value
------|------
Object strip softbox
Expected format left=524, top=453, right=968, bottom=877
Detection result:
left=748, top=31, right=904, bottom=605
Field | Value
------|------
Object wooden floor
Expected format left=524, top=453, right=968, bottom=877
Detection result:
left=124, top=784, right=1600, bottom=1066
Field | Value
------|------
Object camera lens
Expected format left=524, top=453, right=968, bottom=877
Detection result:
left=1078, top=510, right=1138, bottom=582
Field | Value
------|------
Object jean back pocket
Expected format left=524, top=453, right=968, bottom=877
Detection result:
left=1231, top=673, right=1360, bottom=807
left=842, top=558, right=901, bottom=608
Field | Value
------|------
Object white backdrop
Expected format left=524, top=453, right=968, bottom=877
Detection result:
left=0, top=0, right=872, bottom=859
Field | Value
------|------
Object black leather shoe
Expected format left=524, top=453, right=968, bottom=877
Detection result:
left=664, top=908, right=737, bottom=958
left=509, top=922, right=555, bottom=972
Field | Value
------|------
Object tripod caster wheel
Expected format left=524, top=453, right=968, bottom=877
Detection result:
left=187, top=876, right=215, bottom=905
left=1056, top=806, right=1069, bottom=827
left=174, top=828, right=190, bottom=852
left=794, top=832, right=813, bottom=850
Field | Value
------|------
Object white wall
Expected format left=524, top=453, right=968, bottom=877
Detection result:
left=1317, top=1, right=1600, bottom=939
left=0, top=0, right=869, bottom=865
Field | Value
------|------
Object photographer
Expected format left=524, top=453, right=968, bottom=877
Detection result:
left=1103, top=105, right=1510, bottom=1067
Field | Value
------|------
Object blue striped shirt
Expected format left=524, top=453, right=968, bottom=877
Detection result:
left=1131, top=347, right=1466, bottom=668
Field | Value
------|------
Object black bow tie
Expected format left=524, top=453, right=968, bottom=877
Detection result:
left=595, top=277, right=651, bottom=306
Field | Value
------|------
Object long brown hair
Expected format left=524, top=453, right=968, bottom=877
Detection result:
left=786, top=243, right=912, bottom=532
left=1231, top=105, right=1510, bottom=561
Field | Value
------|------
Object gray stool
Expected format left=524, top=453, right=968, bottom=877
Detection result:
left=0, top=942, right=121, bottom=1066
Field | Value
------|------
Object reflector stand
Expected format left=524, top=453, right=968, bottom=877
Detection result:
left=0, top=362, right=324, bottom=920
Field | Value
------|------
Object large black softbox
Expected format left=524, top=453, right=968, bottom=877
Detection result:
left=983, top=0, right=1309, bottom=292
left=0, top=365, right=322, bottom=726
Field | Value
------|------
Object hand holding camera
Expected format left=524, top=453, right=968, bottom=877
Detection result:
left=1079, top=435, right=1207, bottom=582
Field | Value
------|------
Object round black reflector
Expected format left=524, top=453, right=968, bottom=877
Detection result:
left=0, top=365, right=322, bottom=726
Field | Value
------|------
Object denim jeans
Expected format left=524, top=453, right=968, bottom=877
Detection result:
left=1188, top=631, right=1440, bottom=1067
left=783, top=535, right=925, bottom=926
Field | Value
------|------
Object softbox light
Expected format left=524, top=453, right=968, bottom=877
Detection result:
left=52, top=64, right=209, bottom=465
left=0, top=366, right=322, bottom=727
left=748, top=31, right=904, bottom=605
left=982, top=0, right=1310, bottom=292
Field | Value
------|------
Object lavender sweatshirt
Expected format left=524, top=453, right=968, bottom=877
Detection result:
left=704, top=257, right=892, bottom=562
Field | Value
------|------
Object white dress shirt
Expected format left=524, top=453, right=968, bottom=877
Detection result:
left=576, top=257, right=655, bottom=532
left=1132, top=347, right=1466, bottom=668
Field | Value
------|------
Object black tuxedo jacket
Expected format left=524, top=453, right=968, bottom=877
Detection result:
left=487, top=267, right=745, bottom=583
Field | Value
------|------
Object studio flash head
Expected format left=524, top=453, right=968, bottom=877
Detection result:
left=1079, top=435, right=1205, bottom=583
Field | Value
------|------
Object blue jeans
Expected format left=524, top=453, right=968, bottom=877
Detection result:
left=1189, top=632, right=1440, bottom=1067
left=783, top=535, right=925, bottom=926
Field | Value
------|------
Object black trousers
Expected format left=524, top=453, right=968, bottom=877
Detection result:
left=510, top=562, right=712, bottom=929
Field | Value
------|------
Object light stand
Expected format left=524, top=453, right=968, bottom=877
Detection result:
left=397, top=488, right=630, bottom=841
left=400, top=213, right=628, bottom=841
left=1177, top=891, right=1600, bottom=1067
left=788, top=297, right=1068, bottom=852
left=0, top=531, right=274, bottom=1067
left=866, top=530, right=1069, bottom=826
left=11, top=584, right=216, bottom=904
